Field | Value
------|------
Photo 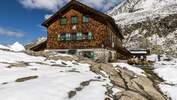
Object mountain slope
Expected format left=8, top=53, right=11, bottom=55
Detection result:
left=108, top=0, right=177, bottom=57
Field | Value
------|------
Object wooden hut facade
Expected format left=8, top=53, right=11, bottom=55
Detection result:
left=32, top=0, right=131, bottom=61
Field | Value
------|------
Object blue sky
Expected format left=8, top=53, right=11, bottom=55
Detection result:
left=0, top=0, right=122, bottom=45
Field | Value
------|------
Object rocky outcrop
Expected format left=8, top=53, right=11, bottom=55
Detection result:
left=72, top=56, right=166, bottom=99
left=89, top=63, right=167, bottom=100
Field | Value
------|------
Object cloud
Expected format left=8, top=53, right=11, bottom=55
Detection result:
left=19, top=0, right=122, bottom=12
left=0, top=27, right=25, bottom=37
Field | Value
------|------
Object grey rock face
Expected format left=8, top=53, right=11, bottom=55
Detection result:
left=108, top=0, right=177, bottom=57
left=120, top=14, right=177, bottom=57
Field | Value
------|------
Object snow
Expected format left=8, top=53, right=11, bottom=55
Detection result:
left=153, top=59, right=177, bottom=100
left=0, top=49, right=113, bottom=100
left=0, top=50, right=45, bottom=63
left=147, top=54, right=158, bottom=62
left=112, top=63, right=145, bottom=76
left=130, top=51, right=147, bottom=54
left=71, top=82, right=106, bottom=100
left=10, top=42, right=25, bottom=52
left=109, top=0, right=177, bottom=25
left=154, top=60, right=177, bottom=84
left=0, top=44, right=10, bottom=50
left=159, top=84, right=177, bottom=100
left=147, top=34, right=165, bottom=46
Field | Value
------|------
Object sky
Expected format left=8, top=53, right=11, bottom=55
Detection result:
left=0, top=0, right=123, bottom=45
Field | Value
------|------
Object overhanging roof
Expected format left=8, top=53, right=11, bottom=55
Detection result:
left=42, top=0, right=124, bottom=39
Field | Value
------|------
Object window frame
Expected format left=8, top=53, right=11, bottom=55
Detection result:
left=60, top=17, right=67, bottom=25
left=65, top=33, right=71, bottom=41
left=88, top=32, right=93, bottom=40
left=76, top=32, right=83, bottom=40
left=71, top=16, right=78, bottom=25
left=83, top=15, right=89, bottom=23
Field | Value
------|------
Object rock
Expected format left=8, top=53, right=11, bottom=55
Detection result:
left=67, top=68, right=80, bottom=73
left=7, top=62, right=29, bottom=68
left=51, top=64, right=68, bottom=67
left=75, top=87, right=82, bottom=91
left=105, top=97, right=111, bottom=100
left=110, top=75, right=126, bottom=89
left=80, top=81, right=90, bottom=87
left=131, top=76, right=166, bottom=100
left=115, top=91, right=148, bottom=100
left=91, top=63, right=167, bottom=100
left=89, top=63, right=101, bottom=74
left=100, top=64, right=118, bottom=76
left=15, top=76, right=38, bottom=82
left=2, top=82, right=8, bottom=85
left=68, top=91, right=76, bottom=98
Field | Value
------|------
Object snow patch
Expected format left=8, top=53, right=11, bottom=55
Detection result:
left=147, top=54, right=158, bottom=62
left=153, top=58, right=177, bottom=100
left=0, top=49, right=112, bottom=100
left=10, top=42, right=25, bottom=52
left=0, top=44, right=10, bottom=50
left=112, top=63, right=145, bottom=76
left=159, top=84, right=177, bottom=100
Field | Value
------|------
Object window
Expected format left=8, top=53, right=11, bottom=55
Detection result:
left=83, top=15, right=89, bottom=23
left=77, top=32, right=83, bottom=40
left=60, top=34, right=66, bottom=41
left=82, top=51, right=95, bottom=59
left=72, top=16, right=78, bottom=24
left=88, top=32, right=93, bottom=40
left=65, top=33, right=71, bottom=41
left=58, top=32, right=93, bottom=41
left=60, top=17, right=67, bottom=25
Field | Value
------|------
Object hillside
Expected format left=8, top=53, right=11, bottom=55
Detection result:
left=108, top=0, right=177, bottom=57
left=0, top=44, right=168, bottom=100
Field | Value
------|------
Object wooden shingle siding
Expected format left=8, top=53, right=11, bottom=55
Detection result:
left=47, top=9, right=109, bottom=49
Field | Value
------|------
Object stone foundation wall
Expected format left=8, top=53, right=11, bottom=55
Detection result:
left=48, top=48, right=117, bottom=62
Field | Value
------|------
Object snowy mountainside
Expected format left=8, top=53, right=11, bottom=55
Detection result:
left=0, top=42, right=25, bottom=52
left=108, top=0, right=177, bottom=57
left=109, top=0, right=177, bottom=17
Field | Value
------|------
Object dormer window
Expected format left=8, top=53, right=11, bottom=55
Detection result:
left=71, top=16, right=78, bottom=24
left=83, top=15, right=89, bottom=23
left=60, top=17, right=67, bottom=25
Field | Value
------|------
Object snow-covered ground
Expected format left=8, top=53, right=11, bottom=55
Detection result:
left=112, top=63, right=145, bottom=76
left=153, top=58, right=177, bottom=100
left=1, top=42, right=176, bottom=99
left=0, top=48, right=112, bottom=100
